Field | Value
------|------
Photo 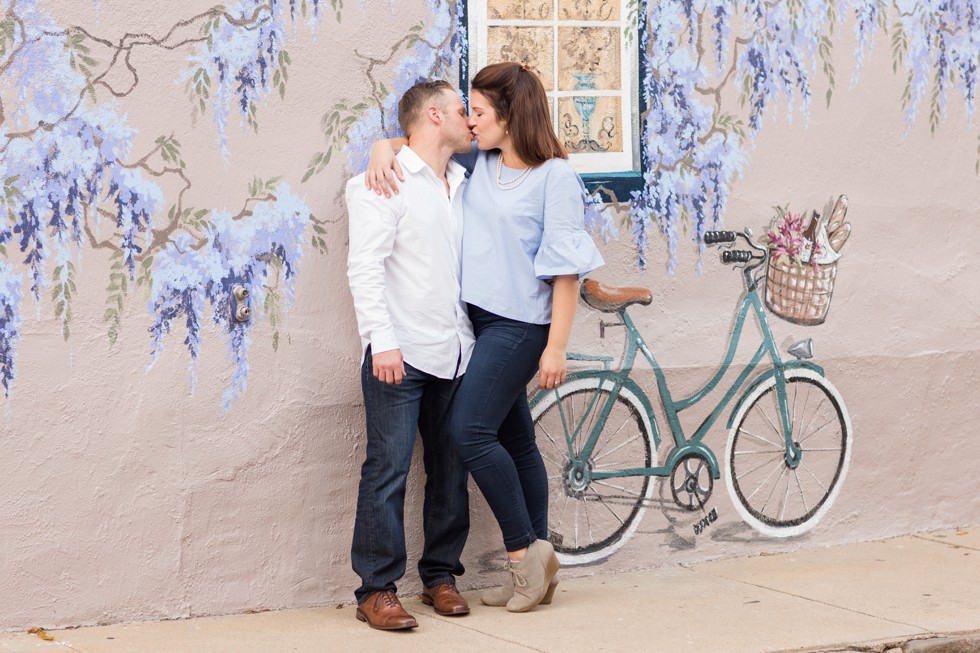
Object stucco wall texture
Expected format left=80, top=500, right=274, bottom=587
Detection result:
left=1, top=1, right=978, bottom=631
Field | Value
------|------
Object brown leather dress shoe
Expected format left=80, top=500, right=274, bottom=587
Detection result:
left=420, top=583, right=470, bottom=616
left=355, top=591, right=418, bottom=630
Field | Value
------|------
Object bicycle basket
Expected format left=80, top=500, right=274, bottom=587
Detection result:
left=764, top=255, right=838, bottom=326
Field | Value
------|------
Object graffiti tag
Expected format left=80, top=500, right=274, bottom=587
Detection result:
left=693, top=508, right=718, bottom=536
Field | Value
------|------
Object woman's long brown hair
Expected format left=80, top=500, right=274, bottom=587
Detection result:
left=471, top=62, right=567, bottom=166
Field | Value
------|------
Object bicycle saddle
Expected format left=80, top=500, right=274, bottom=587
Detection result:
left=580, top=278, right=653, bottom=313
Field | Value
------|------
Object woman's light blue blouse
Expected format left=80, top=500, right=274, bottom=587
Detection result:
left=454, top=149, right=604, bottom=325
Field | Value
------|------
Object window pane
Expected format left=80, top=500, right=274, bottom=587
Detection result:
left=558, top=0, right=620, bottom=20
left=486, top=26, right=555, bottom=89
left=559, top=96, right=623, bottom=153
left=471, top=0, right=636, bottom=175
left=488, top=0, right=553, bottom=19
left=557, top=27, right=621, bottom=91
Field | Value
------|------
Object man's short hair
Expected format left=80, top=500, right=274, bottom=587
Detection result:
left=398, top=80, right=454, bottom=137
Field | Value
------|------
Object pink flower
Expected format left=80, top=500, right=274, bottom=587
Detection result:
left=763, top=210, right=820, bottom=267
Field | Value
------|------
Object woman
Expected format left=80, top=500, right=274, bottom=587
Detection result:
left=366, top=62, right=603, bottom=612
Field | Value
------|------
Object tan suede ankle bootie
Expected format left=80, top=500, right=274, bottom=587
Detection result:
left=505, top=539, right=560, bottom=613
left=481, top=574, right=558, bottom=607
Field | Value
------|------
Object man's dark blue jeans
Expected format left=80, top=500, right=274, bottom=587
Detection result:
left=351, top=347, right=470, bottom=604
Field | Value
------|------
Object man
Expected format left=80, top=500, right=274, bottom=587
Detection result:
left=345, top=80, right=476, bottom=630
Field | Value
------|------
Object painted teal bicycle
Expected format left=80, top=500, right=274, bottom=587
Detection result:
left=530, top=228, right=852, bottom=566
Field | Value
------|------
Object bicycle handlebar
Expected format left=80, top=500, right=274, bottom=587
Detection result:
left=722, top=250, right=753, bottom=264
left=704, top=230, right=737, bottom=245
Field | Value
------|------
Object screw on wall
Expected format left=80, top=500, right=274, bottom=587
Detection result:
left=232, top=285, right=250, bottom=322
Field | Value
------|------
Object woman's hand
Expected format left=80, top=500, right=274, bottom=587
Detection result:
left=538, top=345, right=567, bottom=390
left=365, top=139, right=406, bottom=198
left=538, top=275, right=578, bottom=389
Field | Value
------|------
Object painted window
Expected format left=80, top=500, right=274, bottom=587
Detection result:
left=466, top=0, right=640, bottom=188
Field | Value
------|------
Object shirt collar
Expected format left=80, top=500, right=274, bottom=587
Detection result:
left=398, top=145, right=467, bottom=186
left=397, top=146, right=428, bottom=174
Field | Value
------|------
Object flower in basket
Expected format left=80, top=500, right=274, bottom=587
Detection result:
left=763, top=208, right=824, bottom=269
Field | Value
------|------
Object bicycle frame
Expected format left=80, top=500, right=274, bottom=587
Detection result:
left=557, top=280, right=823, bottom=485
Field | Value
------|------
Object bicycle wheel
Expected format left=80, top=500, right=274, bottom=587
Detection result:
left=725, top=368, right=852, bottom=537
left=531, top=377, right=657, bottom=565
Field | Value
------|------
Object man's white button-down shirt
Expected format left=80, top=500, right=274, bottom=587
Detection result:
left=346, top=146, right=475, bottom=379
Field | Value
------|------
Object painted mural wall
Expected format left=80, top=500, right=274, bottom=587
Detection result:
left=0, top=0, right=978, bottom=630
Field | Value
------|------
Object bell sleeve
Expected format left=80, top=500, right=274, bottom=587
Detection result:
left=533, top=161, right=605, bottom=279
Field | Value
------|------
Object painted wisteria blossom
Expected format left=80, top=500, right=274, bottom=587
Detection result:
left=2, top=0, right=979, bottom=406
left=303, top=0, right=466, bottom=180
left=626, top=0, right=980, bottom=271
left=147, top=186, right=311, bottom=410
left=185, top=0, right=326, bottom=156
left=0, top=0, right=323, bottom=404
left=319, top=0, right=980, bottom=272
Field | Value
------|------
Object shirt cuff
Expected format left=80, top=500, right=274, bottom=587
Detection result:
left=370, top=328, right=399, bottom=355
left=534, top=231, right=605, bottom=279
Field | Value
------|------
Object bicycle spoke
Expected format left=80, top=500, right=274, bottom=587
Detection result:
left=797, top=384, right=812, bottom=441
left=539, top=450, right=564, bottom=468
left=551, top=491, right=569, bottom=540
left=758, top=397, right=783, bottom=439
left=791, top=381, right=799, bottom=432
left=778, top=473, right=792, bottom=521
left=550, top=486, right=567, bottom=510
left=555, top=392, right=573, bottom=452
left=734, top=449, right=784, bottom=455
left=593, top=479, right=643, bottom=497
left=800, top=416, right=840, bottom=444
left=583, top=489, right=595, bottom=546
left=799, top=389, right=831, bottom=442
left=745, top=457, right=786, bottom=502
left=738, top=451, right=783, bottom=477
left=737, top=426, right=782, bottom=449
left=580, top=392, right=602, bottom=452
left=760, top=465, right=788, bottom=517
left=588, top=485, right=627, bottom=526
left=537, top=422, right=561, bottom=452
left=800, top=447, right=841, bottom=452
left=568, top=391, right=578, bottom=448
left=591, top=414, right=633, bottom=460
left=794, top=468, right=809, bottom=515
left=593, top=433, right=642, bottom=463
left=798, top=461, right=830, bottom=493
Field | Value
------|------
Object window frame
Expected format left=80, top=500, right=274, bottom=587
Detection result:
left=458, top=0, right=647, bottom=201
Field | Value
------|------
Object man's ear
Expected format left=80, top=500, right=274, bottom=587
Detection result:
left=426, top=104, right=443, bottom=126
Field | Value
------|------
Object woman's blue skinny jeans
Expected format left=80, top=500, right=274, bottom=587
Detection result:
left=449, top=304, right=550, bottom=552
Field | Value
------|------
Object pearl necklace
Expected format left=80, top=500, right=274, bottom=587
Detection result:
left=495, top=154, right=532, bottom=190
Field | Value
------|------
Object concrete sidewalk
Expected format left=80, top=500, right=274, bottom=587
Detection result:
left=2, top=528, right=978, bottom=653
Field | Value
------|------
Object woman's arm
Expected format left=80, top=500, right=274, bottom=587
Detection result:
left=538, top=274, right=579, bottom=390
left=365, top=137, right=408, bottom=198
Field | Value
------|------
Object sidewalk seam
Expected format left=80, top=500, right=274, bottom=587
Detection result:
left=414, top=613, right=548, bottom=652
left=913, top=534, right=980, bottom=552
left=702, top=572, right=930, bottom=634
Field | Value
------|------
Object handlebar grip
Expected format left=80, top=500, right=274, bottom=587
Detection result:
left=704, top=230, right=737, bottom=244
left=722, top=250, right=752, bottom=264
